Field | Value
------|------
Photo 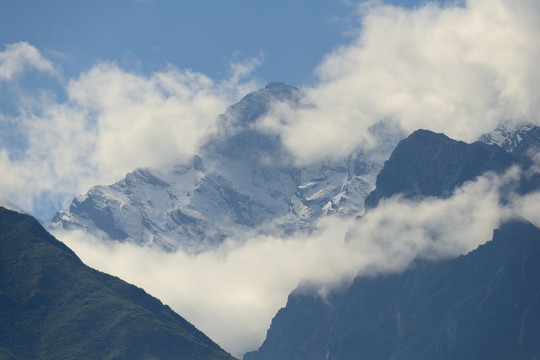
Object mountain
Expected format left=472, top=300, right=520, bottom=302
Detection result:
left=244, top=219, right=540, bottom=360
left=0, top=206, right=235, bottom=360
left=50, top=82, right=405, bottom=253
left=245, top=129, right=540, bottom=360
left=365, top=129, right=533, bottom=208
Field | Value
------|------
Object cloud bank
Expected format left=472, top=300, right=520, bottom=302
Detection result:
left=55, top=168, right=538, bottom=357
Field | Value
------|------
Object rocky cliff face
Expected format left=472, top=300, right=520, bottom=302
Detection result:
left=364, top=129, right=523, bottom=208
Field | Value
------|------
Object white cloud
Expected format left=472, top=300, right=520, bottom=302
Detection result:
left=0, top=42, right=56, bottom=81
left=54, top=167, right=534, bottom=357
left=507, top=184, right=540, bottom=229
left=0, top=50, right=261, bottom=219
left=264, top=0, right=540, bottom=162
left=345, top=168, right=520, bottom=275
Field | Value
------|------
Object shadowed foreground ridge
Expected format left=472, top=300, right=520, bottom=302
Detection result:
left=0, top=207, right=235, bottom=360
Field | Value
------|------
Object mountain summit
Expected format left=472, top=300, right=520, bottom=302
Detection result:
left=50, top=83, right=405, bottom=252
left=365, top=129, right=531, bottom=208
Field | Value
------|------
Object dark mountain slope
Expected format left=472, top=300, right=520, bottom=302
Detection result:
left=0, top=207, right=235, bottom=360
left=364, top=129, right=522, bottom=208
left=245, top=219, right=540, bottom=360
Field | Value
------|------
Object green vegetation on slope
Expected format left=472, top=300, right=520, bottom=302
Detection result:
left=0, top=207, right=235, bottom=360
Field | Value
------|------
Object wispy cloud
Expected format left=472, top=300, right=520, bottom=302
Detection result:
left=0, top=42, right=56, bottom=81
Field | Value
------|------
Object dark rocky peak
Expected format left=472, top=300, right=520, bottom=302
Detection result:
left=364, top=129, right=522, bottom=208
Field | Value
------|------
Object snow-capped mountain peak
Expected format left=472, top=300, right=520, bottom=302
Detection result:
left=49, top=83, right=404, bottom=253
left=479, top=122, right=540, bottom=157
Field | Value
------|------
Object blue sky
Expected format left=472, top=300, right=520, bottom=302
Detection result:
left=1, top=0, right=436, bottom=86
left=1, top=0, right=347, bottom=85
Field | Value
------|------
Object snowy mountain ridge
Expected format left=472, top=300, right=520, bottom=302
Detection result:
left=479, top=122, right=540, bottom=157
left=49, top=82, right=406, bottom=253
